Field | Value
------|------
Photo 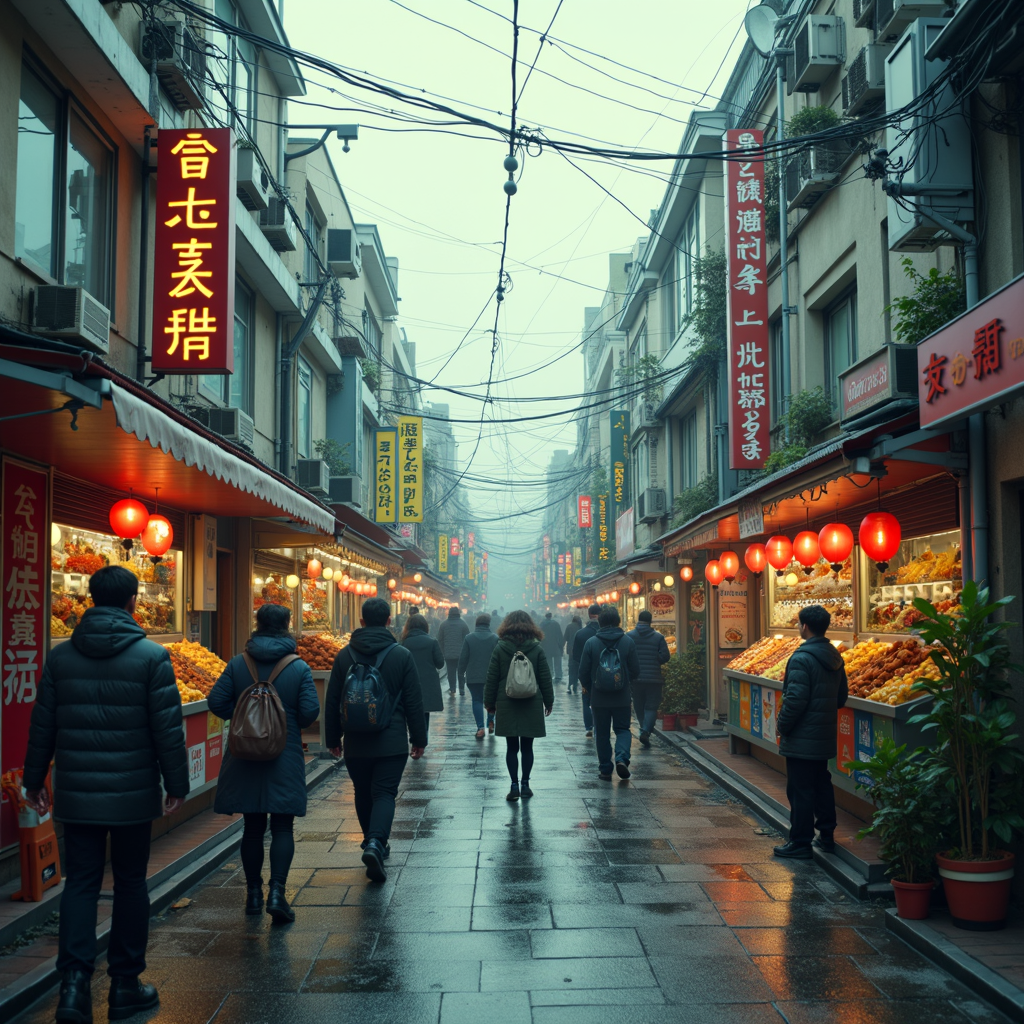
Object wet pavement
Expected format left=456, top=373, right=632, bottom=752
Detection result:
left=13, top=687, right=1012, bottom=1024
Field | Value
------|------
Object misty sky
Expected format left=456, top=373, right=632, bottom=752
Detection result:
left=284, top=0, right=751, bottom=603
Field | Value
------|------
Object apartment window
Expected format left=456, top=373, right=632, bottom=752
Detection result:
left=304, top=203, right=322, bottom=283
left=676, top=203, right=700, bottom=326
left=363, top=307, right=382, bottom=359
left=200, top=277, right=252, bottom=410
left=15, top=61, right=114, bottom=305
left=825, top=290, right=858, bottom=410
left=297, top=358, right=313, bottom=459
left=209, top=0, right=254, bottom=133
left=770, top=319, right=786, bottom=426
left=629, top=321, right=647, bottom=369
left=679, top=411, right=698, bottom=490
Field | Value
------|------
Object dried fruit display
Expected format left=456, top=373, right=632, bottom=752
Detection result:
left=165, top=641, right=227, bottom=679
left=866, top=656, right=941, bottom=706
left=302, top=581, right=330, bottom=631
left=726, top=635, right=802, bottom=675
left=50, top=616, right=73, bottom=637
left=843, top=638, right=941, bottom=699
left=64, top=552, right=107, bottom=575
left=176, top=681, right=206, bottom=704
left=297, top=632, right=343, bottom=670
left=167, top=650, right=216, bottom=698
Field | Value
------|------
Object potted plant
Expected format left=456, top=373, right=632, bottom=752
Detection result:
left=663, top=644, right=705, bottom=730
left=846, top=737, right=946, bottom=919
left=909, top=582, right=1024, bottom=930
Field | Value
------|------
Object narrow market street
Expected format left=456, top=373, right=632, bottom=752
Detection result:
left=12, top=689, right=1009, bottom=1024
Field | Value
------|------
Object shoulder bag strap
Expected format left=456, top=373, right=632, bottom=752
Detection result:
left=241, top=652, right=261, bottom=686
left=266, top=653, right=301, bottom=688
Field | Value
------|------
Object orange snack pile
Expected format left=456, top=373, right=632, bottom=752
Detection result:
left=167, top=651, right=215, bottom=700
left=726, top=635, right=802, bottom=675
left=297, top=632, right=343, bottom=670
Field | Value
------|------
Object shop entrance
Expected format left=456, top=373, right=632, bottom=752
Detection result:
left=213, top=551, right=233, bottom=662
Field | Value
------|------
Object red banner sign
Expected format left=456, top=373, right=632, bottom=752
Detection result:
left=724, top=129, right=770, bottom=469
left=467, top=532, right=475, bottom=548
left=152, top=128, right=237, bottom=374
left=543, top=534, right=550, bottom=561
left=578, top=495, right=592, bottom=528
left=1, top=459, right=49, bottom=848
left=450, top=536, right=461, bottom=557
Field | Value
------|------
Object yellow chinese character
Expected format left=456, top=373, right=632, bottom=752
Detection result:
left=164, top=307, right=217, bottom=361
left=169, top=238, right=214, bottom=298
left=170, top=133, right=218, bottom=180
left=165, top=187, right=218, bottom=229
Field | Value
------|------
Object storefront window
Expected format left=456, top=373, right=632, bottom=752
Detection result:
left=252, top=571, right=295, bottom=628
left=302, top=577, right=330, bottom=632
left=767, top=556, right=854, bottom=632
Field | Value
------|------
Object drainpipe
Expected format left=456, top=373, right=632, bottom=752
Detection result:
left=135, top=129, right=152, bottom=383
left=775, top=55, right=795, bottom=424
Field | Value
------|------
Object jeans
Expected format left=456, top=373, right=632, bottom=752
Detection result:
left=581, top=689, right=593, bottom=731
left=592, top=705, right=632, bottom=774
left=58, top=821, right=152, bottom=977
left=241, top=813, right=295, bottom=886
left=632, top=682, right=663, bottom=734
left=468, top=684, right=494, bottom=729
left=345, top=754, right=409, bottom=843
left=548, top=653, right=562, bottom=682
left=785, top=757, right=837, bottom=845
left=567, top=659, right=579, bottom=694
left=445, top=659, right=461, bottom=693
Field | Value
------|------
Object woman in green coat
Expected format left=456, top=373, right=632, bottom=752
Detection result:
left=484, top=610, right=554, bottom=801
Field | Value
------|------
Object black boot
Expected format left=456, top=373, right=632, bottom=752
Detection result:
left=361, top=839, right=388, bottom=883
left=265, top=881, right=295, bottom=924
left=107, top=976, right=158, bottom=1021
left=55, top=970, right=92, bottom=1024
left=245, top=882, right=264, bottom=915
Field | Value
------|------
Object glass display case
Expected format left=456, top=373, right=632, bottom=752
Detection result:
left=301, top=578, right=331, bottom=633
left=860, top=528, right=962, bottom=634
left=252, top=570, right=297, bottom=629
left=766, top=556, right=854, bottom=633
left=51, top=524, right=182, bottom=642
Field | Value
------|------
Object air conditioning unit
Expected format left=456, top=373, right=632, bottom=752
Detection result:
left=296, top=459, right=330, bottom=496
left=875, top=0, right=949, bottom=44
left=789, top=15, right=844, bottom=94
left=638, top=488, right=667, bottom=524
left=195, top=406, right=255, bottom=448
left=333, top=332, right=366, bottom=358
left=326, top=229, right=361, bottom=279
left=785, top=142, right=850, bottom=210
left=235, top=148, right=270, bottom=212
left=139, top=19, right=205, bottom=111
left=328, top=475, right=362, bottom=507
left=636, top=402, right=659, bottom=430
left=33, top=286, right=110, bottom=353
left=853, top=0, right=876, bottom=28
left=842, top=44, right=889, bottom=116
left=259, top=199, right=297, bottom=252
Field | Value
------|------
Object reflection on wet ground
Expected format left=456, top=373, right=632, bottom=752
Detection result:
left=14, top=689, right=1011, bottom=1024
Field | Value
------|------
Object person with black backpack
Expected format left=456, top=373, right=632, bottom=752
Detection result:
left=578, top=606, right=641, bottom=782
left=325, top=597, right=426, bottom=883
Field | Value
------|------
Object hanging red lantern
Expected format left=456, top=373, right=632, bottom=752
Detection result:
left=744, top=543, right=767, bottom=576
left=793, top=531, right=820, bottom=574
left=766, top=535, right=793, bottom=576
left=140, top=515, right=173, bottom=558
left=387, top=578, right=397, bottom=590
left=818, top=522, right=854, bottom=573
left=109, top=498, right=148, bottom=541
left=307, top=558, right=322, bottom=579
left=704, top=560, right=724, bottom=587
left=719, top=550, right=740, bottom=581
left=680, top=565, right=694, bottom=582
left=337, top=579, right=346, bottom=592
left=859, top=511, right=902, bottom=571
left=629, top=581, right=641, bottom=595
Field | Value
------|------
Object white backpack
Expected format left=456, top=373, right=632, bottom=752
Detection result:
left=505, top=650, right=539, bottom=699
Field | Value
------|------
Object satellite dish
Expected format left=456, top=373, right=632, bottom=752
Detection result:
left=744, top=4, right=780, bottom=57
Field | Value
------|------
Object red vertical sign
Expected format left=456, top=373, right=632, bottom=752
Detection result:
left=152, top=128, right=237, bottom=374
left=724, top=129, right=770, bottom=469
left=1, top=459, right=49, bottom=848
left=578, top=495, right=592, bottom=528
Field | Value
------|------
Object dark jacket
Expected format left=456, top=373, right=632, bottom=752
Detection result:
left=777, top=636, right=849, bottom=760
left=570, top=619, right=599, bottom=669
left=578, top=627, right=641, bottom=708
left=208, top=633, right=320, bottom=816
left=457, top=626, right=500, bottom=689
left=483, top=636, right=554, bottom=738
left=563, top=619, right=582, bottom=662
left=541, top=617, right=564, bottom=656
left=23, top=607, right=189, bottom=825
left=436, top=612, right=470, bottom=660
left=325, top=626, right=428, bottom=757
left=627, top=622, right=671, bottom=685
left=402, top=630, right=445, bottom=712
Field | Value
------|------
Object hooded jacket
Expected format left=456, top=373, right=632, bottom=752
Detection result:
left=482, top=635, right=554, bottom=738
left=563, top=619, right=582, bottom=661
left=577, top=627, right=641, bottom=708
left=570, top=618, right=600, bottom=670
left=325, top=626, right=428, bottom=757
left=208, top=633, right=320, bottom=816
left=626, top=622, right=671, bottom=685
left=540, top=617, right=564, bottom=656
left=457, top=625, right=500, bottom=689
left=777, top=636, right=849, bottom=760
left=402, top=628, right=445, bottom=712
left=23, top=606, right=189, bottom=825
left=436, top=610, right=470, bottom=660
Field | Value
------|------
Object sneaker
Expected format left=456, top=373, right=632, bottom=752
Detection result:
left=615, top=762, right=631, bottom=780
left=585, top=730, right=593, bottom=738
left=639, top=731, right=651, bottom=747
left=813, top=833, right=836, bottom=853
left=506, top=783, right=520, bottom=802
left=521, top=784, right=534, bottom=798
left=476, top=728, right=485, bottom=739
left=598, top=771, right=613, bottom=781
left=772, top=841, right=813, bottom=860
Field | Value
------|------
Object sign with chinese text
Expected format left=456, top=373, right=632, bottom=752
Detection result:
left=450, top=536, right=461, bottom=557
left=918, top=272, right=1024, bottom=429
left=467, top=532, right=475, bottom=548
left=597, top=495, right=611, bottom=561
left=1, top=459, right=48, bottom=849
left=615, top=506, right=634, bottom=561
left=397, top=417, right=423, bottom=522
left=717, top=574, right=748, bottom=649
left=578, top=495, right=592, bottom=528
left=468, top=551, right=477, bottom=581
left=564, top=550, right=572, bottom=588
left=557, top=553, right=565, bottom=587
left=543, top=535, right=550, bottom=562
left=438, top=535, right=448, bottom=574
left=610, top=411, right=630, bottom=511
left=737, top=498, right=764, bottom=540
left=152, top=129, right=237, bottom=373
left=373, top=428, right=398, bottom=523
left=724, top=129, right=769, bottom=469
left=572, top=546, right=582, bottom=586
left=840, top=346, right=895, bottom=422
left=835, top=707, right=855, bottom=776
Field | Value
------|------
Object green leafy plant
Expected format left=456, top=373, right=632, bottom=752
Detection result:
left=764, top=160, right=780, bottom=245
left=662, top=643, right=705, bottom=714
left=787, top=104, right=843, bottom=137
left=616, top=353, right=664, bottom=406
left=762, top=387, right=832, bottom=473
left=846, top=738, right=947, bottom=883
left=360, top=358, right=381, bottom=394
left=591, top=463, right=609, bottom=499
left=681, top=249, right=727, bottom=387
left=909, top=582, right=1024, bottom=858
left=312, top=438, right=351, bottom=476
left=885, top=258, right=966, bottom=346
left=671, top=472, right=718, bottom=527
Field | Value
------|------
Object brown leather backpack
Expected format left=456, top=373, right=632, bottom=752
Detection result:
left=227, top=653, right=297, bottom=761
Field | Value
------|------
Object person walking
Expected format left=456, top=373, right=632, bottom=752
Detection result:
left=570, top=603, right=601, bottom=736
left=457, top=613, right=500, bottom=738
left=325, top=598, right=426, bottom=882
left=578, top=606, right=641, bottom=782
left=208, top=604, right=320, bottom=925
left=627, top=610, right=671, bottom=747
left=23, top=565, right=189, bottom=1023
left=402, top=613, right=445, bottom=730
left=773, top=604, right=849, bottom=859
left=484, top=611, right=554, bottom=801
left=437, top=606, right=470, bottom=696
left=540, top=611, right=565, bottom=685
left=563, top=615, right=582, bottom=694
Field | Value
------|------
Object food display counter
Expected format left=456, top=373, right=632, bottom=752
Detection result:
left=767, top=556, right=853, bottom=634
left=181, top=698, right=226, bottom=800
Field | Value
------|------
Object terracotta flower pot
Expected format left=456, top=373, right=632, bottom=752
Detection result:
left=891, top=879, right=934, bottom=920
left=936, top=850, right=1015, bottom=931
left=679, top=713, right=699, bottom=731
left=662, top=713, right=678, bottom=731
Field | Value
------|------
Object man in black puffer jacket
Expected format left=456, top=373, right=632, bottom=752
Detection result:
left=774, top=604, right=849, bottom=859
left=627, top=610, right=671, bottom=746
left=24, top=565, right=189, bottom=1023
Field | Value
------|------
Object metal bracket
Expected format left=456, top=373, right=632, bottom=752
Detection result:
left=146, top=372, right=166, bottom=388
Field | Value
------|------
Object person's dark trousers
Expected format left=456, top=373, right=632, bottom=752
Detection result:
left=241, top=813, right=295, bottom=886
left=632, top=682, right=663, bottom=734
left=548, top=653, right=562, bottom=682
left=785, top=757, right=837, bottom=845
left=567, top=660, right=579, bottom=694
left=445, top=659, right=461, bottom=694
left=468, top=683, right=494, bottom=729
left=58, top=821, right=152, bottom=977
left=592, top=705, right=632, bottom=774
left=345, top=754, right=409, bottom=843
left=581, top=689, right=593, bottom=730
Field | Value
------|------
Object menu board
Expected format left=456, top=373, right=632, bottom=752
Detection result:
left=717, top=576, right=748, bottom=649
